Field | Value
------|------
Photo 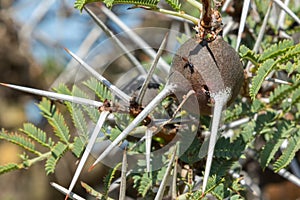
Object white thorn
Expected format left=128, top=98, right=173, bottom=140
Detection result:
left=90, top=85, right=175, bottom=168
left=64, top=48, right=130, bottom=103
left=66, top=111, right=109, bottom=197
left=50, top=182, right=85, bottom=200
left=0, top=83, right=102, bottom=108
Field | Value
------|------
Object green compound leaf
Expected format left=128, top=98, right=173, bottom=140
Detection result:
left=84, top=77, right=112, bottom=102
left=291, top=87, right=300, bottom=106
left=54, top=83, right=72, bottom=95
left=37, top=98, right=55, bottom=117
left=269, top=80, right=300, bottom=105
left=45, top=156, right=58, bottom=175
left=214, top=137, right=246, bottom=159
left=260, top=136, right=283, bottom=169
left=247, top=41, right=300, bottom=100
left=71, top=137, right=86, bottom=158
left=250, top=99, right=265, bottom=113
left=240, top=120, right=256, bottom=143
left=250, top=59, right=276, bottom=99
left=0, top=130, right=39, bottom=155
left=103, top=162, right=122, bottom=198
left=210, top=182, right=226, bottom=200
left=136, top=173, right=153, bottom=197
left=109, top=0, right=159, bottom=7
left=20, top=123, right=50, bottom=148
left=132, top=167, right=170, bottom=198
left=273, top=130, right=300, bottom=172
left=259, top=40, right=294, bottom=62
left=279, top=61, right=300, bottom=76
left=45, top=142, right=68, bottom=175
left=278, top=61, right=299, bottom=76
left=211, top=159, right=236, bottom=178
left=74, top=0, right=99, bottom=11
left=0, top=163, right=19, bottom=175
left=54, top=84, right=89, bottom=137
left=165, top=0, right=181, bottom=11
left=239, top=45, right=259, bottom=66
left=205, top=175, right=225, bottom=197
left=260, top=121, right=294, bottom=169
left=276, top=43, right=300, bottom=66
left=254, top=111, right=276, bottom=133
left=224, top=102, right=246, bottom=122
left=38, top=99, right=70, bottom=144
left=69, top=104, right=88, bottom=136
left=72, top=85, right=100, bottom=123
left=48, top=110, right=70, bottom=144
left=75, top=0, right=159, bottom=11
left=110, top=127, right=122, bottom=141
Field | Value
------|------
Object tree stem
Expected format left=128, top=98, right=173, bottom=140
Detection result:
left=201, top=0, right=213, bottom=28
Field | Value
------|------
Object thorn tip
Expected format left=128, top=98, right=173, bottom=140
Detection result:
left=64, top=194, right=69, bottom=200
left=88, top=165, right=95, bottom=172
left=0, top=82, right=8, bottom=86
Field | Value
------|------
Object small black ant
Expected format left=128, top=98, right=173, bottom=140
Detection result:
left=201, top=85, right=211, bottom=98
left=181, top=56, right=195, bottom=74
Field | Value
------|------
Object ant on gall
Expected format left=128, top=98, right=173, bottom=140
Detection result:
left=181, top=56, right=195, bottom=74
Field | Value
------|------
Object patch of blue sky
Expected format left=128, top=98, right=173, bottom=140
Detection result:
left=12, top=1, right=144, bottom=64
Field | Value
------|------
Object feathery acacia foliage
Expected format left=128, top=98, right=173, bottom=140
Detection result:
left=0, top=78, right=114, bottom=176
left=164, top=0, right=181, bottom=11
left=0, top=163, right=19, bottom=175
left=239, top=37, right=300, bottom=180
left=75, top=0, right=159, bottom=10
left=103, top=163, right=122, bottom=198
left=0, top=98, right=71, bottom=175
left=45, top=142, right=68, bottom=175
left=273, top=129, right=300, bottom=172
left=240, top=40, right=300, bottom=100
left=0, top=131, right=38, bottom=155
left=74, top=0, right=186, bottom=22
